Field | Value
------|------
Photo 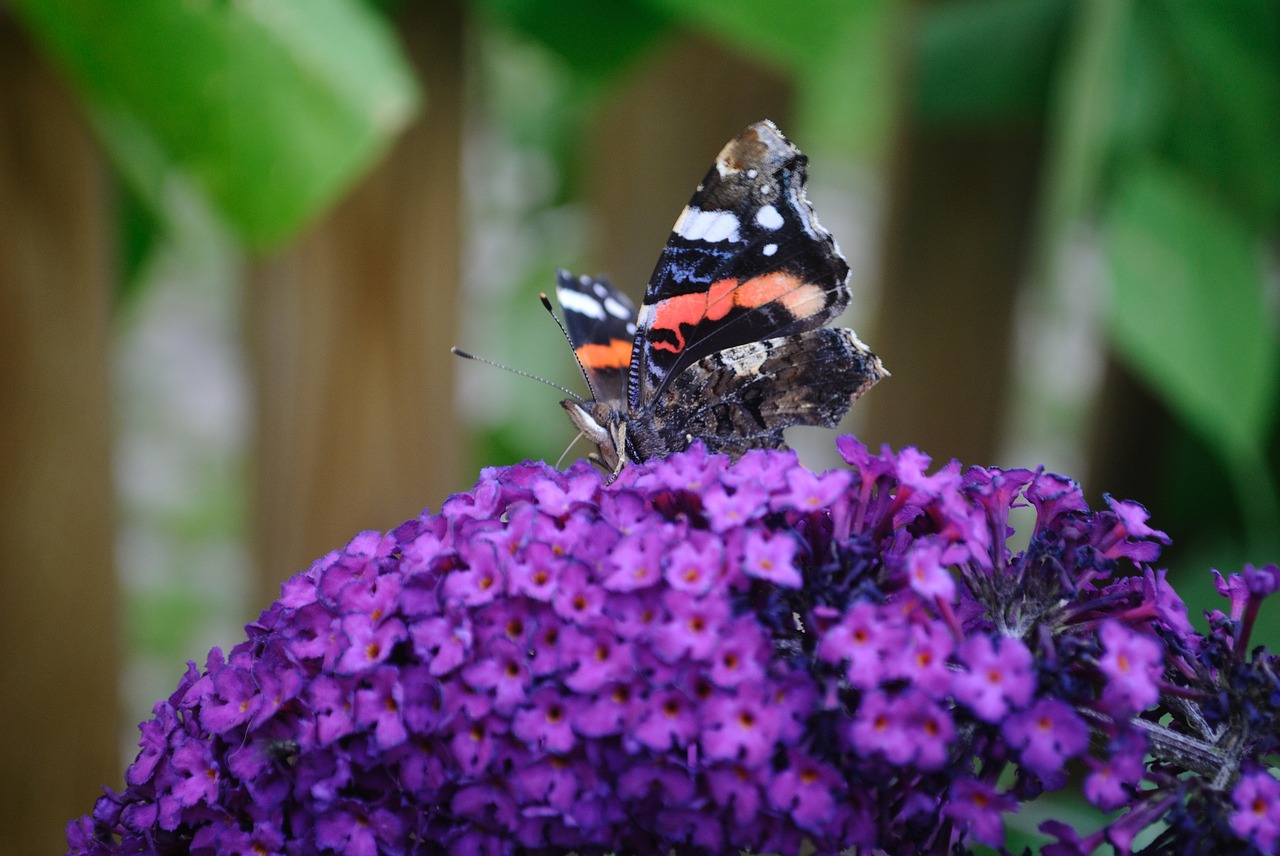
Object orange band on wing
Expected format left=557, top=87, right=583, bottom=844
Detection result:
left=576, top=339, right=633, bottom=370
left=648, top=272, right=820, bottom=354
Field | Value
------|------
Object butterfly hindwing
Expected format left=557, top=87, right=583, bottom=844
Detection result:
left=628, top=328, right=886, bottom=461
left=628, top=120, right=852, bottom=409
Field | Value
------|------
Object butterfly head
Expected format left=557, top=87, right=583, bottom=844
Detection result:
left=561, top=398, right=630, bottom=474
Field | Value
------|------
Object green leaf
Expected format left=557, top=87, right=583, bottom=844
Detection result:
left=644, top=0, right=861, bottom=70
left=473, top=0, right=671, bottom=79
left=1157, top=0, right=1280, bottom=221
left=915, top=0, right=1070, bottom=125
left=644, top=0, right=895, bottom=156
left=1105, top=161, right=1277, bottom=461
left=12, top=0, right=420, bottom=248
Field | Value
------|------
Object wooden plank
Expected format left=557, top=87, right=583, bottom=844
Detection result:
left=245, top=2, right=465, bottom=609
left=0, top=17, right=120, bottom=854
left=865, top=124, right=1044, bottom=465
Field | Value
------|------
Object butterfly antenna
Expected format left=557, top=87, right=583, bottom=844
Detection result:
left=539, top=292, right=598, bottom=400
left=451, top=347, right=583, bottom=401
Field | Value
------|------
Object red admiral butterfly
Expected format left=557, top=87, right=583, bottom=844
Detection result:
left=556, top=120, right=886, bottom=473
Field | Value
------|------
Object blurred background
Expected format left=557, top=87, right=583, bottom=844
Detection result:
left=1, top=0, right=1277, bottom=851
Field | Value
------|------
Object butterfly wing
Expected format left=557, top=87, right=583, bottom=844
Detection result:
left=631, top=328, right=886, bottom=460
left=555, top=269, right=637, bottom=404
left=628, top=120, right=851, bottom=410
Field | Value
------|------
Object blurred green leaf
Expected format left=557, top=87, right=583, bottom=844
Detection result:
left=473, top=0, right=670, bottom=79
left=645, top=0, right=863, bottom=70
left=1157, top=0, right=1280, bottom=222
left=12, top=0, right=420, bottom=248
left=915, top=0, right=1069, bottom=125
left=1106, top=2, right=1176, bottom=160
left=1105, top=161, right=1277, bottom=461
left=646, top=0, right=895, bottom=155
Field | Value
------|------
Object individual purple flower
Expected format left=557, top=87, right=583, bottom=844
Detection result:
left=849, top=689, right=910, bottom=764
left=1100, top=496, right=1170, bottom=561
left=945, top=778, right=1016, bottom=847
left=1230, top=767, right=1280, bottom=853
left=741, top=530, right=802, bottom=587
left=335, top=612, right=407, bottom=674
left=353, top=664, right=408, bottom=748
left=511, top=686, right=577, bottom=753
left=952, top=633, right=1035, bottom=722
left=559, top=626, right=633, bottom=694
left=701, top=687, right=782, bottom=767
left=462, top=637, right=533, bottom=713
left=161, top=739, right=220, bottom=820
left=662, top=531, right=723, bottom=594
left=196, top=657, right=261, bottom=735
left=702, top=481, right=769, bottom=531
left=904, top=540, right=958, bottom=602
left=883, top=621, right=954, bottom=698
left=1141, top=567, right=1195, bottom=636
left=769, top=749, right=842, bottom=831
left=705, top=762, right=764, bottom=830
left=1084, top=736, right=1147, bottom=811
left=601, top=528, right=666, bottom=591
left=774, top=466, right=851, bottom=512
left=652, top=588, right=729, bottom=662
left=1097, top=619, right=1162, bottom=715
left=409, top=613, right=472, bottom=676
left=632, top=686, right=699, bottom=752
left=816, top=601, right=897, bottom=689
left=1003, top=698, right=1090, bottom=781
left=707, top=617, right=768, bottom=688
left=310, top=674, right=357, bottom=746
left=314, top=801, right=398, bottom=856
left=905, top=692, right=956, bottom=770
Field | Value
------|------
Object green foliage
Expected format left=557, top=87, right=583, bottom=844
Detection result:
left=915, top=0, right=1069, bottom=125
left=11, top=0, right=420, bottom=248
left=1105, top=161, right=1276, bottom=464
left=645, top=0, right=895, bottom=155
left=471, top=0, right=672, bottom=80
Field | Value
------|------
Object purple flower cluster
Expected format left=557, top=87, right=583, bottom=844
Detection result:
left=68, top=438, right=1280, bottom=855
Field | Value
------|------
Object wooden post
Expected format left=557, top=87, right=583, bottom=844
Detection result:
left=0, top=17, right=120, bottom=854
left=245, top=2, right=465, bottom=610
left=864, top=123, right=1044, bottom=465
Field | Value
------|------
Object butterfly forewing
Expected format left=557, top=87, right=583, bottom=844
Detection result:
left=628, top=120, right=851, bottom=409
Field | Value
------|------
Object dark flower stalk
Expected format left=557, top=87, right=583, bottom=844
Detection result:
left=67, top=438, right=1279, bottom=855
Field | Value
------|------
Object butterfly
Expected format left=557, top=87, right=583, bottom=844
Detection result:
left=557, top=120, right=886, bottom=474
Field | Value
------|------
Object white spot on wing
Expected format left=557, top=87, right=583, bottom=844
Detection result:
left=674, top=206, right=741, bottom=243
left=747, top=168, right=759, bottom=179
left=603, top=297, right=632, bottom=320
left=755, top=205, right=784, bottom=230
left=557, top=287, right=607, bottom=320
left=762, top=243, right=777, bottom=256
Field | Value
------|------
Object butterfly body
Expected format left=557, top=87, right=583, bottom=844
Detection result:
left=557, top=120, right=886, bottom=473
